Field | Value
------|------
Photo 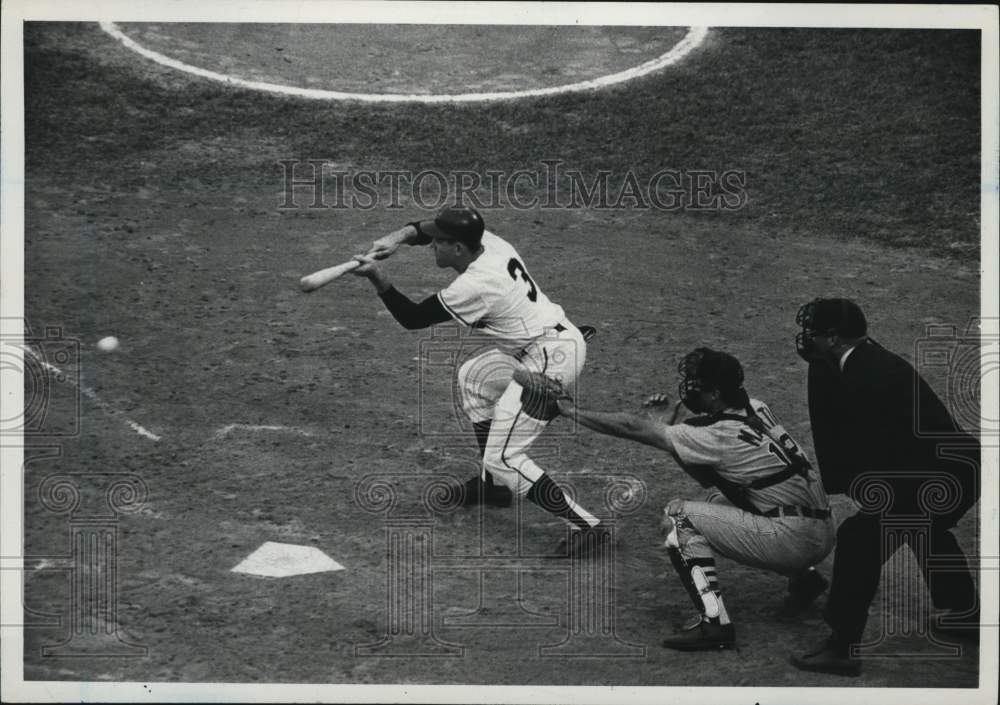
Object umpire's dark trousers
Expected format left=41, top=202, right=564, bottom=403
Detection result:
left=824, top=473, right=979, bottom=649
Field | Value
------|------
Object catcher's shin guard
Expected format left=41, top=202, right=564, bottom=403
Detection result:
left=667, top=547, right=720, bottom=619
left=526, top=474, right=597, bottom=531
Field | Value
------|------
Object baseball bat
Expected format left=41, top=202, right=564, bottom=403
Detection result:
left=299, top=259, right=362, bottom=292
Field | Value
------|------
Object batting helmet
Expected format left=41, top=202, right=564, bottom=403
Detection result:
left=419, top=204, right=485, bottom=250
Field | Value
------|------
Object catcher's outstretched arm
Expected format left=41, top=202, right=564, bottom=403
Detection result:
left=560, top=400, right=676, bottom=454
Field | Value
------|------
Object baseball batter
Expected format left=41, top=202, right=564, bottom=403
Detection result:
left=350, top=204, right=605, bottom=549
left=527, top=347, right=835, bottom=650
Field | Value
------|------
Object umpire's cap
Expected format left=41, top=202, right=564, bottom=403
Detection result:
left=419, top=205, right=485, bottom=249
left=796, top=298, right=868, bottom=338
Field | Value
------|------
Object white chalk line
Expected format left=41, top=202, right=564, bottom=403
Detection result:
left=99, top=23, right=709, bottom=103
left=22, top=349, right=318, bottom=443
left=213, top=424, right=315, bottom=440
left=22, top=348, right=162, bottom=441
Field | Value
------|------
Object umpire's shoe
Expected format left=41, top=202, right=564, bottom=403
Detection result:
left=931, top=607, right=980, bottom=644
left=449, top=475, right=512, bottom=508
left=789, top=637, right=861, bottom=677
left=661, top=618, right=736, bottom=651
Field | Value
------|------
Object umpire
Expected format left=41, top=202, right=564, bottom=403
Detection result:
left=790, top=298, right=980, bottom=676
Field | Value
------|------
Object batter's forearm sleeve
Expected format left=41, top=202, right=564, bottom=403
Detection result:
left=407, top=221, right=432, bottom=246
left=378, top=286, right=452, bottom=329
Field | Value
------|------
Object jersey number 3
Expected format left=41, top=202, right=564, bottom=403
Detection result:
left=507, top=258, right=538, bottom=302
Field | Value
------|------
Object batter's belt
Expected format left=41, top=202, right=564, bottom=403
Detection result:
left=513, top=321, right=578, bottom=362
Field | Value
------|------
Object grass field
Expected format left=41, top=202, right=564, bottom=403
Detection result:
left=14, top=19, right=988, bottom=698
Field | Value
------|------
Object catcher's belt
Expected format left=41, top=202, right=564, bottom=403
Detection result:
left=761, top=505, right=831, bottom=520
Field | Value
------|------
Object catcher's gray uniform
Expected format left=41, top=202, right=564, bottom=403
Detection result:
left=663, top=399, right=834, bottom=578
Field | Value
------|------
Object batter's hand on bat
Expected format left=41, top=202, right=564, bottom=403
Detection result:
left=367, top=239, right=398, bottom=260
left=369, top=225, right=416, bottom=260
left=349, top=254, right=380, bottom=277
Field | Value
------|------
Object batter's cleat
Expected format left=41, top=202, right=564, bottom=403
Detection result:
left=790, top=637, right=861, bottom=677
left=557, top=525, right=612, bottom=558
left=447, top=475, right=512, bottom=508
left=783, top=568, right=829, bottom=613
left=579, top=325, right=597, bottom=341
left=661, top=618, right=736, bottom=651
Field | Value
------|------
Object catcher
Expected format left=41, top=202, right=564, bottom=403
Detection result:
left=516, top=348, right=836, bottom=650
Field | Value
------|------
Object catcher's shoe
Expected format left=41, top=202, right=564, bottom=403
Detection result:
left=671, top=612, right=704, bottom=632
left=661, top=618, right=736, bottom=651
left=782, top=568, right=829, bottom=613
left=446, top=475, right=512, bottom=509
left=789, top=637, right=861, bottom=677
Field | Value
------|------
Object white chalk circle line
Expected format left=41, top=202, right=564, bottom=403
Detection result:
left=99, top=22, right=709, bottom=104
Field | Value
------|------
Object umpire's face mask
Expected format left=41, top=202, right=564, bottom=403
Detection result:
left=795, top=301, right=831, bottom=362
left=795, top=328, right=819, bottom=361
left=796, top=328, right=836, bottom=362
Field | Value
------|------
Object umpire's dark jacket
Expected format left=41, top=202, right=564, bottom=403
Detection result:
left=807, top=338, right=979, bottom=518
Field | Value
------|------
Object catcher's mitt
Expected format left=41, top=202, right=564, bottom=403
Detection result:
left=512, top=369, right=572, bottom=421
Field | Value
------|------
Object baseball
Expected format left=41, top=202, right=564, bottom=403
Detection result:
left=96, top=336, right=119, bottom=352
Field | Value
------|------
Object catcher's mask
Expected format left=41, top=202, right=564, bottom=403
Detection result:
left=677, top=347, right=745, bottom=413
left=795, top=298, right=868, bottom=361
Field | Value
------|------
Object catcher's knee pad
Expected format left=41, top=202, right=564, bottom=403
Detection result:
left=662, top=499, right=689, bottom=547
left=664, top=517, right=681, bottom=549
left=665, top=498, right=686, bottom=517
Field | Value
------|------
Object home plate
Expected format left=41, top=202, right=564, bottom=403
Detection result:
left=232, top=541, right=344, bottom=578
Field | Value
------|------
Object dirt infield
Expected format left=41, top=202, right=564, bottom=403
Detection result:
left=16, top=20, right=987, bottom=696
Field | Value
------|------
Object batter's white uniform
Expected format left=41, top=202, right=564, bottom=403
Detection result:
left=438, top=231, right=593, bottom=516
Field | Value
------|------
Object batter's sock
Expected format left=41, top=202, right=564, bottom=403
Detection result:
left=472, top=421, right=492, bottom=458
left=471, top=421, right=504, bottom=493
left=526, top=474, right=599, bottom=531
